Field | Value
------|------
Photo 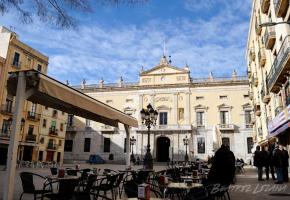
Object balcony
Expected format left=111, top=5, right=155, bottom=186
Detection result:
left=0, top=104, right=13, bottom=115
left=261, top=0, right=270, bottom=13
left=66, top=125, right=77, bottom=133
left=11, top=61, right=22, bottom=69
left=217, top=124, right=235, bottom=131
left=52, top=110, right=58, bottom=118
left=249, top=91, right=253, bottom=100
left=47, top=143, right=58, bottom=150
left=25, top=134, right=36, bottom=142
left=0, top=129, right=11, bottom=139
left=258, top=47, right=266, bottom=67
left=264, top=26, right=276, bottom=50
left=49, top=128, right=58, bottom=136
left=254, top=103, right=261, bottom=116
left=267, top=35, right=290, bottom=93
left=245, top=124, right=253, bottom=128
left=275, top=0, right=289, bottom=18
left=261, top=85, right=270, bottom=104
left=256, top=17, right=262, bottom=35
left=275, top=106, right=283, bottom=116
left=27, top=111, right=41, bottom=121
left=249, top=48, right=256, bottom=61
left=252, top=73, right=258, bottom=87
left=138, top=124, right=193, bottom=131
left=101, top=125, right=119, bottom=134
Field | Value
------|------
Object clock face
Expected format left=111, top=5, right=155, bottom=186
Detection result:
left=161, top=76, right=165, bottom=81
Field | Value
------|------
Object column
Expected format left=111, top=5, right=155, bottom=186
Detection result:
left=139, top=94, right=144, bottom=111
left=185, top=92, right=191, bottom=125
left=124, top=125, right=131, bottom=167
left=150, top=94, right=155, bottom=108
left=173, top=93, right=178, bottom=124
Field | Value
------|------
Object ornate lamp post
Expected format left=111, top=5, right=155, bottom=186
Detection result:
left=140, top=104, right=158, bottom=169
left=183, top=135, right=189, bottom=162
left=130, top=136, right=136, bottom=162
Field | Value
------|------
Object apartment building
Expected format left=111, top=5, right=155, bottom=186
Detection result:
left=246, top=0, right=290, bottom=148
left=0, top=26, right=66, bottom=165
left=64, top=56, right=253, bottom=163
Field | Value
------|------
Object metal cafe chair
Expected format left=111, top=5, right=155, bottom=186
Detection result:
left=19, top=172, right=52, bottom=200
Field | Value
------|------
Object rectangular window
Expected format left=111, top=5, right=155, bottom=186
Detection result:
left=104, top=138, right=111, bottom=153
left=42, top=119, right=47, bottom=128
left=31, top=103, right=37, bottom=114
left=84, top=138, right=91, bottom=152
left=247, top=137, right=254, bottom=154
left=67, top=114, right=74, bottom=126
left=245, top=110, right=252, bottom=128
left=219, top=95, right=228, bottom=99
left=37, top=64, right=42, bottom=72
left=5, top=98, right=13, bottom=112
left=38, top=151, right=43, bottom=161
left=86, top=119, right=91, bottom=127
left=2, top=119, right=11, bottom=134
left=124, top=138, right=127, bottom=153
left=222, top=137, right=230, bottom=149
left=51, top=121, right=56, bottom=131
left=197, top=137, right=205, bottom=154
left=60, top=123, right=64, bottom=131
left=159, top=112, right=168, bottom=125
left=64, top=140, right=73, bottom=152
left=12, top=52, right=20, bottom=67
left=220, top=111, right=229, bottom=125
left=196, top=111, right=205, bottom=127
left=196, top=96, right=204, bottom=100
left=28, top=125, right=34, bottom=135
left=178, top=108, right=184, bottom=120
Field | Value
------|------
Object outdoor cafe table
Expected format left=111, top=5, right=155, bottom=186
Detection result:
left=122, top=198, right=171, bottom=200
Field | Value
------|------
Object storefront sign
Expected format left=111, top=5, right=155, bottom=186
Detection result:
left=268, top=105, right=290, bottom=137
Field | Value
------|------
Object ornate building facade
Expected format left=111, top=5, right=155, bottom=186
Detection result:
left=246, top=0, right=290, bottom=148
left=64, top=56, right=254, bottom=163
left=0, top=26, right=67, bottom=165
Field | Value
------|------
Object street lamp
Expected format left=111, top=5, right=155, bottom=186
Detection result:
left=130, top=136, right=136, bottom=162
left=259, top=21, right=290, bottom=27
left=140, top=104, right=158, bottom=169
left=183, top=135, right=189, bottom=162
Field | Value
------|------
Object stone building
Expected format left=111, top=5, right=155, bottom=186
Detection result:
left=0, top=26, right=67, bottom=165
left=246, top=0, right=290, bottom=149
left=64, top=56, right=253, bottom=163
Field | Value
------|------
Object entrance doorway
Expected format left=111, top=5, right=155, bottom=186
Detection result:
left=156, top=137, right=170, bottom=162
left=0, top=146, right=8, bottom=165
left=22, top=146, right=33, bottom=161
left=46, top=151, right=54, bottom=161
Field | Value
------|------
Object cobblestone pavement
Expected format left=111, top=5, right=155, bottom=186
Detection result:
left=0, top=164, right=290, bottom=200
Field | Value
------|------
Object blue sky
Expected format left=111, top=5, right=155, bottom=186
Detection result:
left=0, top=0, right=252, bottom=85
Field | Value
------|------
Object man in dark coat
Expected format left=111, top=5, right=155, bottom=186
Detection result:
left=281, top=146, right=289, bottom=182
left=207, top=144, right=236, bottom=185
left=263, top=146, right=276, bottom=180
left=273, top=145, right=284, bottom=184
left=253, top=146, right=265, bottom=181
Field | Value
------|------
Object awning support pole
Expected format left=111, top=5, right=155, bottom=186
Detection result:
left=3, top=72, right=27, bottom=200
left=124, top=124, right=131, bottom=167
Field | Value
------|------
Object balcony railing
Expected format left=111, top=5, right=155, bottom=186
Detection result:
left=267, top=35, right=290, bottom=92
left=25, top=134, right=36, bottom=142
left=138, top=124, right=193, bottom=131
left=245, top=124, right=253, bottom=128
left=0, top=104, right=13, bottom=115
left=0, top=129, right=11, bottom=138
left=251, top=72, right=258, bottom=87
left=49, top=128, right=58, bottom=136
left=217, top=124, right=235, bottom=131
left=27, top=111, right=41, bottom=121
left=264, top=26, right=276, bottom=50
left=261, top=84, right=270, bottom=104
left=47, top=143, right=58, bottom=150
left=11, top=60, right=22, bottom=68
left=261, top=0, right=270, bottom=13
left=258, top=47, right=266, bottom=67
left=274, top=0, right=289, bottom=18
left=66, top=125, right=77, bottom=133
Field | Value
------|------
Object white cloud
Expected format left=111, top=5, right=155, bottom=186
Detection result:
left=0, top=0, right=251, bottom=85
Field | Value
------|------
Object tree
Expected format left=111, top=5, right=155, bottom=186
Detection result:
left=0, top=0, right=148, bottom=28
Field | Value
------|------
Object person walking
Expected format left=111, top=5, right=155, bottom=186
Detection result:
left=254, top=146, right=265, bottom=181
left=262, top=146, right=270, bottom=180
left=281, top=146, right=289, bottom=182
left=273, top=144, right=284, bottom=184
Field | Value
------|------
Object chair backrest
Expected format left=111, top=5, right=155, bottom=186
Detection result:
left=136, top=170, right=150, bottom=184
left=114, top=173, right=125, bottom=187
left=67, top=169, right=78, bottom=176
left=20, top=172, right=35, bottom=193
left=50, top=167, right=58, bottom=175
left=58, top=179, right=79, bottom=195
left=84, top=174, right=97, bottom=192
